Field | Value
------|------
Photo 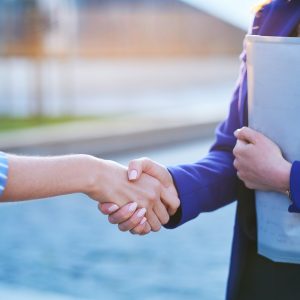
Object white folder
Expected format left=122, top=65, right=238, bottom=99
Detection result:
left=246, top=35, right=300, bottom=264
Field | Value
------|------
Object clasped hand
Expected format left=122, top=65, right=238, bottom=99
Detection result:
left=233, top=127, right=291, bottom=193
left=93, top=158, right=179, bottom=235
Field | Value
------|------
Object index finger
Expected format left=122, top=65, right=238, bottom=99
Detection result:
left=234, top=127, right=258, bottom=144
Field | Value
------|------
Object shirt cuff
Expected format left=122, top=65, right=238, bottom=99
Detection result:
left=288, top=161, right=300, bottom=213
left=0, top=152, right=9, bottom=197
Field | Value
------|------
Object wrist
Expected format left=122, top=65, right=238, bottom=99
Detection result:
left=81, top=157, right=124, bottom=205
left=276, top=160, right=292, bottom=194
left=80, top=155, right=107, bottom=196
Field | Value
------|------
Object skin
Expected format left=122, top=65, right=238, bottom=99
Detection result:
left=99, top=157, right=179, bottom=235
left=103, top=127, right=292, bottom=235
left=233, top=127, right=291, bottom=193
left=100, top=202, right=151, bottom=235
left=0, top=154, right=180, bottom=232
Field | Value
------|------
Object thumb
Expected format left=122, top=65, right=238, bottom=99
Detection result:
left=128, top=157, right=171, bottom=187
left=161, top=188, right=180, bottom=216
left=234, top=127, right=258, bottom=144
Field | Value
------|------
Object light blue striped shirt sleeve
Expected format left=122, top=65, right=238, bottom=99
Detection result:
left=0, top=152, right=8, bottom=197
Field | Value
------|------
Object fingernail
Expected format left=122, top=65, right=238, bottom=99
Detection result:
left=108, top=204, right=119, bottom=213
left=128, top=202, right=138, bottom=212
left=137, top=208, right=146, bottom=218
left=129, top=169, right=138, bottom=180
left=140, top=217, right=147, bottom=225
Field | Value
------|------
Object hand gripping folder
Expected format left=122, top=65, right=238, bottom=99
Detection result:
left=246, top=35, right=300, bottom=264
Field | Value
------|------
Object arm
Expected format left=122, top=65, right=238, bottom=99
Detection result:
left=0, top=153, right=172, bottom=231
left=1, top=153, right=137, bottom=203
left=1, top=153, right=103, bottom=201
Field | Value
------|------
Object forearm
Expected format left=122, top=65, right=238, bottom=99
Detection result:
left=0, top=154, right=101, bottom=202
left=166, top=150, right=237, bottom=229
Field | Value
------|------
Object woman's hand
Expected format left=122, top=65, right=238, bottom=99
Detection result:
left=99, top=202, right=152, bottom=235
left=233, top=127, right=292, bottom=193
left=86, top=158, right=171, bottom=232
left=98, top=158, right=180, bottom=235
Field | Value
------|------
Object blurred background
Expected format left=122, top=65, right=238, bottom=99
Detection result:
left=0, top=0, right=258, bottom=299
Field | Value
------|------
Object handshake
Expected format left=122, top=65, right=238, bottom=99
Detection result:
left=90, top=157, right=180, bottom=235
left=0, top=153, right=180, bottom=234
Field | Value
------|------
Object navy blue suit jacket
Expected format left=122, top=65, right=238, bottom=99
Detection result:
left=165, top=1, right=300, bottom=299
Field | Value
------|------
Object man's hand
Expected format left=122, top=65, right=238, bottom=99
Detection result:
left=99, top=158, right=180, bottom=235
left=128, top=158, right=179, bottom=216
left=233, top=127, right=292, bottom=193
left=88, top=159, right=170, bottom=232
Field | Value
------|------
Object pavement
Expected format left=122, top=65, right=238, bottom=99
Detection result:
left=0, top=111, right=224, bottom=157
left=0, top=57, right=238, bottom=156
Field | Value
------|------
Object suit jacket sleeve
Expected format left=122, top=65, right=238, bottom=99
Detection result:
left=288, top=161, right=300, bottom=213
left=165, top=54, right=247, bottom=229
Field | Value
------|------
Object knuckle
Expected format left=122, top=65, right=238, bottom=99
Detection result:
left=233, top=146, right=239, bottom=156
left=138, top=156, right=150, bottom=165
left=153, top=180, right=161, bottom=190
left=141, top=156, right=151, bottom=163
left=148, top=191, right=158, bottom=202
left=233, top=159, right=239, bottom=169
left=240, top=126, right=247, bottom=133
left=239, top=146, right=246, bottom=156
left=162, top=215, right=170, bottom=225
